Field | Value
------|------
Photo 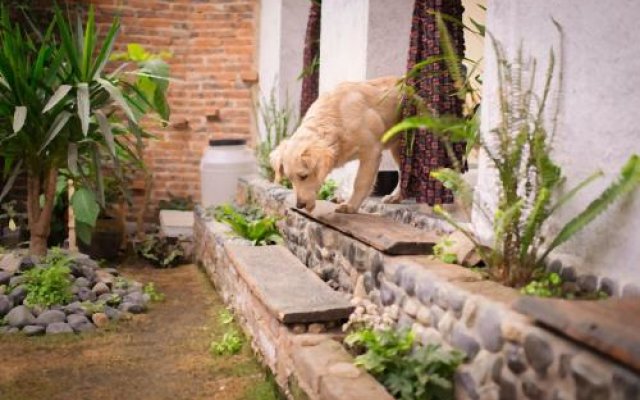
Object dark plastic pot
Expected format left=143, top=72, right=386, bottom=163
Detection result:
left=78, top=216, right=124, bottom=261
left=372, top=171, right=399, bottom=197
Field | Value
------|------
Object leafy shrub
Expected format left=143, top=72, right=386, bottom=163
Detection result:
left=522, top=271, right=608, bottom=299
left=135, top=234, right=185, bottom=268
left=210, top=330, right=243, bottom=356
left=345, top=329, right=463, bottom=400
left=213, top=204, right=282, bottom=246
left=219, top=309, right=234, bottom=325
left=24, top=248, right=73, bottom=306
left=143, top=282, right=165, bottom=302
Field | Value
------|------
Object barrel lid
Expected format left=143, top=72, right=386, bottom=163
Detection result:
left=209, top=139, right=246, bottom=147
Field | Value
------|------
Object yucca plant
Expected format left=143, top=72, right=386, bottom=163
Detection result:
left=256, top=90, right=296, bottom=182
left=0, top=5, right=169, bottom=254
left=387, top=21, right=640, bottom=287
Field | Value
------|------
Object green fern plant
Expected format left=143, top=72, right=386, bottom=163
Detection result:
left=213, top=204, right=282, bottom=246
left=256, top=91, right=296, bottom=182
left=422, top=24, right=640, bottom=287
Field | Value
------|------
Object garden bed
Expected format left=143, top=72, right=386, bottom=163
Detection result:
left=229, top=175, right=640, bottom=400
left=0, top=249, right=152, bottom=336
left=194, top=211, right=393, bottom=400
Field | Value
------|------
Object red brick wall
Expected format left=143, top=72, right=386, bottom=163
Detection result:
left=90, top=0, right=260, bottom=218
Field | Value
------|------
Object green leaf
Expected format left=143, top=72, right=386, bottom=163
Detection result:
left=39, top=111, right=71, bottom=153
left=72, top=187, right=100, bottom=227
left=43, top=84, right=72, bottom=113
left=95, top=111, right=116, bottom=156
left=541, top=155, right=640, bottom=262
left=13, top=106, right=26, bottom=133
left=96, top=77, right=137, bottom=122
left=127, top=43, right=149, bottom=62
left=77, top=82, right=90, bottom=135
left=91, top=17, right=120, bottom=79
left=75, top=221, right=93, bottom=245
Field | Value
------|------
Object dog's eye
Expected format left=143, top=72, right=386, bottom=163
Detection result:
left=299, top=174, right=308, bottom=181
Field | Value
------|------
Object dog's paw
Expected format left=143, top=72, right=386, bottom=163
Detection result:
left=334, top=203, right=358, bottom=214
left=381, top=193, right=402, bottom=204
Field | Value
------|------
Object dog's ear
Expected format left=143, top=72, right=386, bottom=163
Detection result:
left=269, top=140, right=288, bottom=183
left=302, top=142, right=336, bottom=180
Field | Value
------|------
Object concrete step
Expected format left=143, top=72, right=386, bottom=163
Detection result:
left=293, top=201, right=439, bottom=255
left=225, top=244, right=354, bottom=324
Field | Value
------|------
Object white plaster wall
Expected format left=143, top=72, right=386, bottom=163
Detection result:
left=475, top=0, right=640, bottom=284
left=257, top=0, right=307, bottom=138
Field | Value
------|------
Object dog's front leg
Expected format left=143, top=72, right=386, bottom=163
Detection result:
left=335, top=152, right=381, bottom=214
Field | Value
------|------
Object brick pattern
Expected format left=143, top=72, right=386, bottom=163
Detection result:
left=89, top=0, right=259, bottom=219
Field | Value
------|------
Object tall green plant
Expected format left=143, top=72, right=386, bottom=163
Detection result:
left=256, top=91, right=295, bottom=181
left=390, top=22, right=640, bottom=287
left=0, top=5, right=170, bottom=254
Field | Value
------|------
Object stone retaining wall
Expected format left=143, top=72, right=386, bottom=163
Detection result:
left=236, top=175, right=640, bottom=400
left=193, top=211, right=392, bottom=400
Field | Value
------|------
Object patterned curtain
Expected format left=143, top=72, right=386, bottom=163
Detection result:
left=399, top=0, right=467, bottom=205
left=299, top=0, right=321, bottom=118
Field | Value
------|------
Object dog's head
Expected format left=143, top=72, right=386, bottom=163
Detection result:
left=278, top=130, right=336, bottom=212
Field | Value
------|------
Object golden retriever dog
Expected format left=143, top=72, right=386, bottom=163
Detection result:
left=270, top=76, right=403, bottom=213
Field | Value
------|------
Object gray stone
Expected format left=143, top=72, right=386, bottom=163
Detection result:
left=74, top=277, right=90, bottom=287
left=397, top=313, right=415, bottom=330
left=398, top=266, right=416, bottom=296
left=35, top=309, right=66, bottom=326
left=77, top=287, right=97, bottom=302
left=505, top=344, right=528, bottom=375
left=447, top=290, right=467, bottom=317
left=599, top=278, right=618, bottom=297
left=363, top=272, right=375, bottom=293
left=380, top=281, right=396, bottom=306
left=560, top=266, right=576, bottom=282
left=64, top=301, right=88, bottom=316
left=461, top=298, right=478, bottom=327
left=416, top=278, right=436, bottom=304
left=46, top=322, right=74, bottom=334
left=80, top=265, right=96, bottom=282
left=104, top=306, right=121, bottom=320
left=67, top=313, right=94, bottom=332
left=434, top=287, right=450, bottom=309
left=455, top=371, right=479, bottom=400
left=6, top=305, right=35, bottom=328
left=524, top=333, right=554, bottom=373
left=491, top=357, right=503, bottom=383
left=0, top=270, right=11, bottom=285
left=577, top=274, right=598, bottom=293
left=522, top=380, right=545, bottom=399
left=430, top=305, right=445, bottom=326
left=0, top=326, right=19, bottom=334
left=370, top=253, right=384, bottom=287
left=451, top=324, right=480, bottom=361
left=552, top=390, right=572, bottom=400
left=120, top=302, right=145, bottom=314
left=475, top=306, right=504, bottom=352
left=19, top=256, right=36, bottom=271
left=415, top=327, right=443, bottom=346
left=9, top=285, right=27, bottom=305
left=571, top=355, right=611, bottom=400
left=23, top=324, right=45, bottom=336
left=9, top=275, right=25, bottom=287
left=612, top=367, right=640, bottom=400
left=559, top=353, right=572, bottom=378
left=622, top=283, right=640, bottom=298
left=547, top=259, right=562, bottom=274
left=92, top=282, right=110, bottom=296
left=499, top=375, right=518, bottom=400
left=437, top=311, right=455, bottom=339
left=402, top=297, right=419, bottom=318
left=0, top=294, right=11, bottom=316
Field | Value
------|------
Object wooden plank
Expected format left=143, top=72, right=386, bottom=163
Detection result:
left=225, top=244, right=354, bottom=324
left=293, top=203, right=438, bottom=255
left=514, top=297, right=640, bottom=372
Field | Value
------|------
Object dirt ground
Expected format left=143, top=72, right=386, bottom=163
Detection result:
left=0, top=262, right=281, bottom=400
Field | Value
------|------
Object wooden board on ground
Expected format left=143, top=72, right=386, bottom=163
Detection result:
left=514, top=296, right=640, bottom=372
left=293, top=203, right=439, bottom=255
left=225, top=244, right=354, bottom=324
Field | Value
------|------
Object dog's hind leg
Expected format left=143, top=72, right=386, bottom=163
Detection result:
left=335, top=152, right=382, bottom=214
left=382, top=140, right=403, bottom=204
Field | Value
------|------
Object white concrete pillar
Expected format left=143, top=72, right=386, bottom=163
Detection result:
left=258, top=0, right=308, bottom=136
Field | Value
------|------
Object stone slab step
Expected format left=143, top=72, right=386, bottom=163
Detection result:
left=293, top=202, right=439, bottom=255
left=225, top=244, right=354, bottom=324
left=515, top=296, right=640, bottom=373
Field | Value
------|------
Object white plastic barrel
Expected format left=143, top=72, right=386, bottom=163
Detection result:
left=200, top=139, right=257, bottom=208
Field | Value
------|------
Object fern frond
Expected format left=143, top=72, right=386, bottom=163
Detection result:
left=430, top=168, right=473, bottom=210
left=519, top=188, right=550, bottom=262
left=539, top=155, right=640, bottom=263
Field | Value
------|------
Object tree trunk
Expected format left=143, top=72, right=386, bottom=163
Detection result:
left=27, top=168, right=58, bottom=256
